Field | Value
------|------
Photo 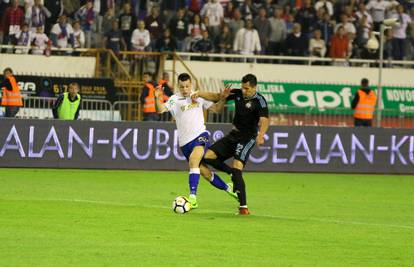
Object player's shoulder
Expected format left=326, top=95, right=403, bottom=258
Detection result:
left=253, top=93, right=268, bottom=108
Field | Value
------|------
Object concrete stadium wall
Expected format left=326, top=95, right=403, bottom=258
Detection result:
left=0, top=54, right=96, bottom=77
left=1, top=119, right=413, bottom=174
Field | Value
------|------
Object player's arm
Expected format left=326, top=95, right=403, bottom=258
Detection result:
left=208, top=85, right=232, bottom=113
left=192, top=84, right=233, bottom=102
left=257, top=116, right=269, bottom=146
left=154, top=85, right=168, bottom=113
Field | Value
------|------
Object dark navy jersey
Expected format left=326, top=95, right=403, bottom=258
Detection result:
left=226, top=89, right=269, bottom=138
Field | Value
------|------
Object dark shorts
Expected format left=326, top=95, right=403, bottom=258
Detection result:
left=180, top=132, right=210, bottom=161
left=209, top=130, right=256, bottom=165
left=354, top=118, right=372, bottom=127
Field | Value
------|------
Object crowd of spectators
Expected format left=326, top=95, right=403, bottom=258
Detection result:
left=1, top=0, right=414, bottom=62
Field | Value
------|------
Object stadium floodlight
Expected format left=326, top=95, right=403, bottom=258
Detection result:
left=376, top=18, right=400, bottom=127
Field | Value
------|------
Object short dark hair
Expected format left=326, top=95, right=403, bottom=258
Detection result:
left=178, top=73, right=191, bottom=82
left=361, top=78, right=369, bottom=87
left=69, top=82, right=79, bottom=89
left=242, top=74, right=257, bottom=86
left=3, top=67, right=13, bottom=74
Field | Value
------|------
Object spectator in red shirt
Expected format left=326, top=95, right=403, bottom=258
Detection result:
left=329, top=26, right=349, bottom=65
left=1, top=0, right=24, bottom=48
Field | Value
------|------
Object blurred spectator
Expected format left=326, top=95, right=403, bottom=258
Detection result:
left=15, top=23, right=32, bottom=54
left=118, top=2, right=137, bottom=50
left=223, top=1, right=235, bottom=23
left=75, top=0, right=97, bottom=48
left=25, top=0, right=50, bottom=33
left=295, top=0, right=317, bottom=35
left=355, top=3, right=373, bottom=28
left=239, top=0, right=257, bottom=20
left=355, top=15, right=372, bottom=49
left=169, top=8, right=188, bottom=51
left=261, top=0, right=276, bottom=18
left=286, top=23, right=309, bottom=57
left=158, top=72, right=174, bottom=98
left=309, top=29, right=326, bottom=58
left=31, top=25, right=49, bottom=55
left=104, top=20, right=126, bottom=57
left=316, top=11, right=334, bottom=48
left=1, top=67, right=23, bottom=118
left=268, top=7, right=287, bottom=56
left=144, top=6, right=164, bottom=50
left=131, top=20, right=151, bottom=75
left=405, top=29, right=414, bottom=60
left=201, top=0, right=224, bottom=40
left=102, top=7, right=115, bottom=35
left=140, top=72, right=159, bottom=121
left=253, top=7, right=271, bottom=54
left=73, top=20, right=85, bottom=49
left=50, top=14, right=74, bottom=49
left=285, top=12, right=295, bottom=34
left=216, top=24, right=233, bottom=54
left=233, top=19, right=261, bottom=58
left=131, top=20, right=151, bottom=52
left=315, top=0, right=334, bottom=17
left=391, top=5, right=412, bottom=60
left=155, top=28, right=177, bottom=52
left=62, top=0, right=80, bottom=17
left=330, top=26, right=349, bottom=64
left=44, top=0, right=63, bottom=34
left=192, top=30, right=214, bottom=60
left=228, top=8, right=245, bottom=35
left=188, top=0, right=203, bottom=15
left=187, top=13, right=206, bottom=50
left=366, top=0, right=398, bottom=31
left=335, top=14, right=356, bottom=35
left=2, top=0, right=25, bottom=48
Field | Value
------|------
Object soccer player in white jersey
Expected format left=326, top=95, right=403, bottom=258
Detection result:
left=154, top=73, right=237, bottom=208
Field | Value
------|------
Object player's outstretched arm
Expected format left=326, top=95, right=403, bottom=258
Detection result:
left=208, top=85, right=232, bottom=113
left=154, top=85, right=168, bottom=113
left=192, top=91, right=221, bottom=102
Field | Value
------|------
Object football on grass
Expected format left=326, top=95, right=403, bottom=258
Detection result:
left=172, top=196, right=191, bottom=214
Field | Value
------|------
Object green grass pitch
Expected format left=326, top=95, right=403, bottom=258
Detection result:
left=0, top=169, right=413, bottom=266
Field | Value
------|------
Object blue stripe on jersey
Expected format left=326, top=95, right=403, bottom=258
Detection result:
left=257, top=95, right=267, bottom=108
left=240, top=139, right=256, bottom=161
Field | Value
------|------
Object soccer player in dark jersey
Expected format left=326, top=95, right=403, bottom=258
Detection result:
left=194, top=73, right=269, bottom=215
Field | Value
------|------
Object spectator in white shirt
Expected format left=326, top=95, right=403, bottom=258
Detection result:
left=130, top=20, right=151, bottom=75
left=200, top=0, right=224, bottom=40
left=73, top=20, right=85, bottom=49
left=25, top=0, right=50, bottom=33
left=391, top=4, right=412, bottom=60
left=31, top=25, right=49, bottom=55
left=366, top=0, right=399, bottom=31
left=50, top=14, right=74, bottom=49
left=233, top=19, right=261, bottom=60
left=309, top=29, right=326, bottom=58
left=335, top=14, right=356, bottom=35
left=131, top=20, right=151, bottom=52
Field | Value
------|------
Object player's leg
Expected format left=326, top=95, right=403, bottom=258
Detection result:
left=200, top=163, right=238, bottom=201
left=202, top=134, right=235, bottom=175
left=231, top=160, right=249, bottom=215
left=232, top=137, right=256, bottom=215
left=187, top=145, right=205, bottom=208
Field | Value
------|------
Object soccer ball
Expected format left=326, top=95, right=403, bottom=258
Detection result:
left=172, top=196, right=191, bottom=214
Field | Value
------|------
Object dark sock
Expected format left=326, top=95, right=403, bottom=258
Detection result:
left=203, top=158, right=232, bottom=174
left=232, top=168, right=246, bottom=206
left=209, top=172, right=228, bottom=191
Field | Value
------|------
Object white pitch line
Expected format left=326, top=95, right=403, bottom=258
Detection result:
left=3, top=198, right=414, bottom=230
